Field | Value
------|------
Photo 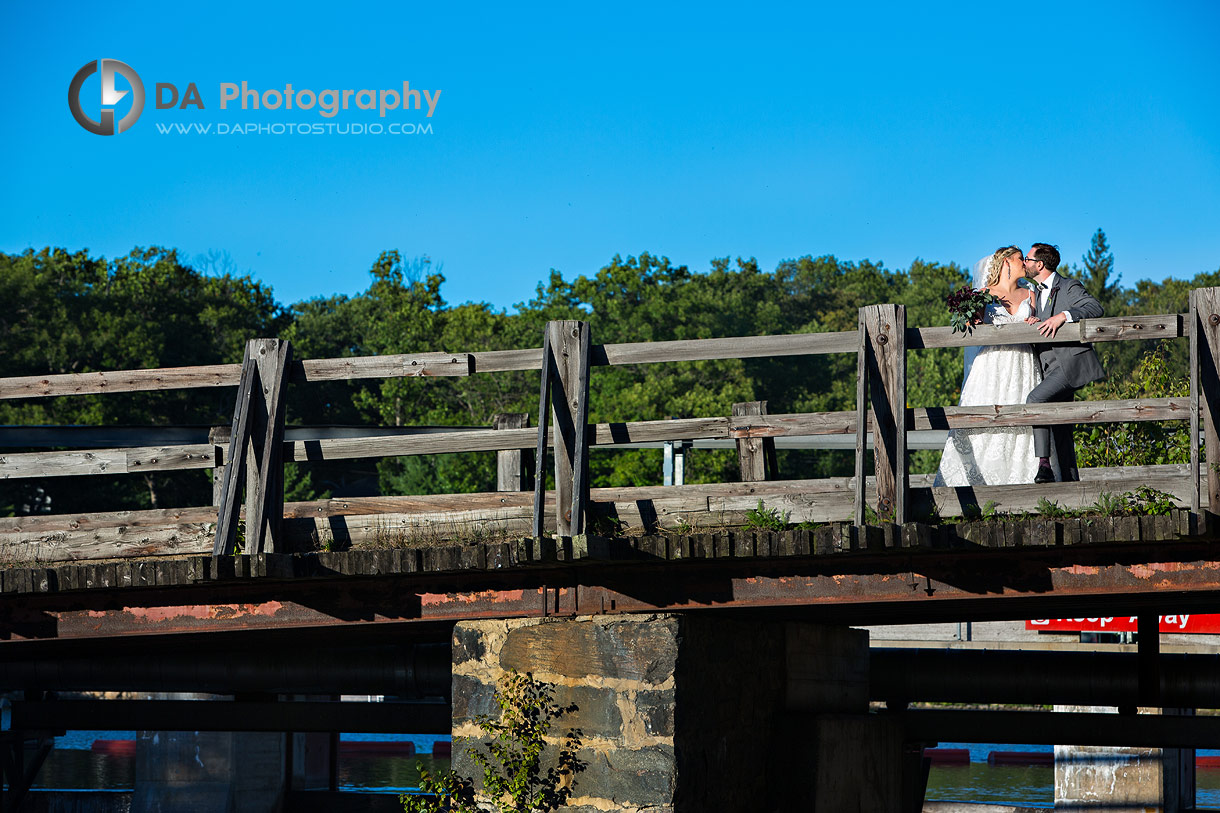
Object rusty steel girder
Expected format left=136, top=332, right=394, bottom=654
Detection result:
left=2, top=555, right=1220, bottom=642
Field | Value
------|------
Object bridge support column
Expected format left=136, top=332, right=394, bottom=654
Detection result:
left=452, top=614, right=910, bottom=812
left=1054, top=706, right=1194, bottom=813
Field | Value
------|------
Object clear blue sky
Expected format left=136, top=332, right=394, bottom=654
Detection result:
left=3, top=1, right=1218, bottom=311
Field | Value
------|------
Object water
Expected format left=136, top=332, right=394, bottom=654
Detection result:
left=38, top=731, right=452, bottom=794
left=35, top=732, right=1220, bottom=807
left=928, top=743, right=1220, bottom=810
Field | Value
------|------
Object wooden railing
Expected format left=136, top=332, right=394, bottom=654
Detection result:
left=0, top=288, right=1216, bottom=565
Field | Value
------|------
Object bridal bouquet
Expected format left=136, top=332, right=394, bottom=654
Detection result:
left=946, top=285, right=999, bottom=335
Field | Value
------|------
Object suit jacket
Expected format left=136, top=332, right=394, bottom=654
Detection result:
left=1035, top=274, right=1106, bottom=388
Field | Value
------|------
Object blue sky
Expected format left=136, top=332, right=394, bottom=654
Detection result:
left=3, top=1, right=1218, bottom=311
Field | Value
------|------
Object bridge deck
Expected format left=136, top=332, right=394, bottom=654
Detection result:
left=1, top=509, right=1216, bottom=644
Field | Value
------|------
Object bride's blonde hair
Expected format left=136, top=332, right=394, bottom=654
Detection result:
left=986, top=246, right=1022, bottom=287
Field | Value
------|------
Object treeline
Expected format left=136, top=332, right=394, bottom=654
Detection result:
left=1, top=232, right=1211, bottom=515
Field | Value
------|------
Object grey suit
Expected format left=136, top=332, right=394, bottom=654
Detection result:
left=1026, top=274, right=1105, bottom=480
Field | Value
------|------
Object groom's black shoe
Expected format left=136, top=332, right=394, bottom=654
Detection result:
left=1034, top=464, right=1055, bottom=484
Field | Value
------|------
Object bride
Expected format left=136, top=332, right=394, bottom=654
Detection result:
left=934, top=246, right=1058, bottom=486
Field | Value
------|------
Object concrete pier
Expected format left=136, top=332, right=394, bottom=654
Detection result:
left=452, top=613, right=908, bottom=812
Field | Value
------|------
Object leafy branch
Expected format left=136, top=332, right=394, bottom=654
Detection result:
left=401, top=671, right=585, bottom=813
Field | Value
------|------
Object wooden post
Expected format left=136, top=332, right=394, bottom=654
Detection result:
left=494, top=413, right=532, bottom=492
left=1190, top=289, right=1202, bottom=517
left=544, top=321, right=592, bottom=537
left=854, top=314, right=868, bottom=526
left=208, top=425, right=226, bottom=507
left=531, top=330, right=553, bottom=539
left=244, top=339, right=292, bottom=553
left=1195, top=288, right=1220, bottom=516
left=213, top=339, right=291, bottom=556
left=213, top=353, right=257, bottom=556
left=732, top=401, right=777, bottom=482
left=861, top=304, right=907, bottom=524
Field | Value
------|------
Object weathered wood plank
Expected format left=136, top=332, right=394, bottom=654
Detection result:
left=1197, top=289, right=1220, bottom=513
left=0, top=365, right=243, bottom=400
left=854, top=315, right=868, bottom=526
left=864, top=304, right=907, bottom=522
left=0, top=506, right=218, bottom=533
left=591, top=416, right=730, bottom=444
left=0, top=449, right=127, bottom=479
left=297, top=353, right=472, bottom=380
left=925, top=470, right=1196, bottom=519
left=1, top=442, right=212, bottom=484
left=1191, top=290, right=1202, bottom=515
left=0, top=397, right=1191, bottom=481
left=246, top=339, right=292, bottom=554
left=214, top=351, right=257, bottom=556
left=907, top=314, right=1184, bottom=350
left=0, top=525, right=213, bottom=563
left=549, top=321, right=590, bottom=536
left=569, top=323, right=593, bottom=536
left=494, top=414, right=531, bottom=492
left=531, top=329, right=553, bottom=538
left=732, top=401, right=772, bottom=482
left=0, top=311, right=1185, bottom=404
left=286, top=427, right=536, bottom=461
left=913, top=398, right=1190, bottom=430
left=598, top=331, right=858, bottom=364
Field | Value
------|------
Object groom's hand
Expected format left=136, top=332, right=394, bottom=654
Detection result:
left=1036, top=312, right=1068, bottom=338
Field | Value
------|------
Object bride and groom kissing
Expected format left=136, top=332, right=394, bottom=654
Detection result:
left=934, top=243, right=1105, bottom=488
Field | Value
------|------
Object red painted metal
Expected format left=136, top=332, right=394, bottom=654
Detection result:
left=3, top=556, right=1220, bottom=642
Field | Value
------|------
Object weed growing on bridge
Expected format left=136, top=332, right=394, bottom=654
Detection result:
left=962, top=501, right=999, bottom=521
left=745, top=499, right=789, bottom=531
left=1035, top=487, right=1178, bottom=520
left=401, top=670, right=585, bottom=813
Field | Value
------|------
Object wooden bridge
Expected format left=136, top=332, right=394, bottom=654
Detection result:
left=3, top=290, right=1220, bottom=811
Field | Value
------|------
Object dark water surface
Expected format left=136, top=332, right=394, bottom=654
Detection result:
left=33, top=732, right=1220, bottom=808
left=38, top=731, right=451, bottom=794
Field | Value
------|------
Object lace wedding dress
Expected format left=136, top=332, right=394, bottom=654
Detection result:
left=933, top=297, right=1058, bottom=486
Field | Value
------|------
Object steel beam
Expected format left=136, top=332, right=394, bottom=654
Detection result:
left=4, top=699, right=450, bottom=734
left=872, top=648, right=1220, bottom=709
left=0, top=644, right=450, bottom=697
left=4, top=556, right=1220, bottom=641
left=898, top=709, right=1220, bottom=749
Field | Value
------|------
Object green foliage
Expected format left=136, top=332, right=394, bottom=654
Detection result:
left=400, top=671, right=584, bottom=813
left=745, top=500, right=789, bottom=531
left=0, top=247, right=284, bottom=514
left=963, top=500, right=999, bottom=521
left=1081, top=228, right=1123, bottom=313
left=1076, top=344, right=1195, bottom=468
left=1091, top=491, right=1126, bottom=516
left=1036, top=487, right=1178, bottom=520
left=1127, top=486, right=1177, bottom=516
left=1036, top=497, right=1066, bottom=518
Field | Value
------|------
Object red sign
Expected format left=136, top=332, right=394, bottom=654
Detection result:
left=1026, top=615, right=1220, bottom=634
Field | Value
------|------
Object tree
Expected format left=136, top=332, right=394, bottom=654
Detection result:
left=0, top=247, right=285, bottom=514
left=1081, top=228, right=1123, bottom=313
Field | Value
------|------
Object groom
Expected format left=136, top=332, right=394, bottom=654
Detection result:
left=1023, top=243, right=1105, bottom=483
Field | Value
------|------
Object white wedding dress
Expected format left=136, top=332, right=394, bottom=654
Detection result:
left=933, top=297, right=1058, bottom=486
